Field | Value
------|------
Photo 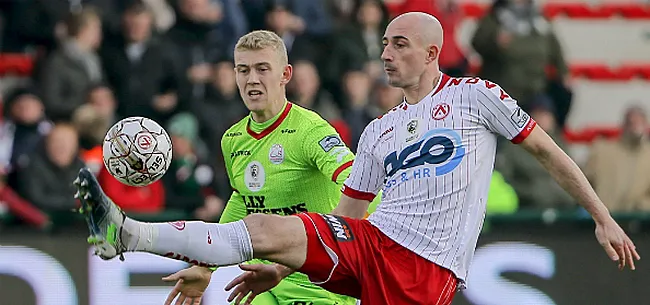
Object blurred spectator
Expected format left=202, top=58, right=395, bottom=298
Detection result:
left=142, top=0, right=176, bottom=32
left=72, top=104, right=109, bottom=175
left=288, top=61, right=339, bottom=121
left=38, top=7, right=104, bottom=122
left=341, top=70, right=375, bottom=152
left=0, top=86, right=52, bottom=229
left=191, top=61, right=248, bottom=201
left=496, top=96, right=574, bottom=210
left=0, top=87, right=52, bottom=190
left=435, top=0, right=467, bottom=77
left=585, top=106, right=650, bottom=212
left=215, top=0, right=249, bottom=58
left=243, top=0, right=331, bottom=36
left=164, top=0, right=227, bottom=112
left=264, top=2, right=318, bottom=64
left=17, top=124, right=84, bottom=225
left=1, top=0, right=117, bottom=53
left=162, top=113, right=225, bottom=221
left=471, top=0, right=568, bottom=111
left=326, top=0, right=389, bottom=97
left=85, top=83, right=117, bottom=125
left=373, top=77, right=403, bottom=113
left=101, top=0, right=180, bottom=124
left=193, top=61, right=247, bottom=155
left=287, top=60, right=351, bottom=144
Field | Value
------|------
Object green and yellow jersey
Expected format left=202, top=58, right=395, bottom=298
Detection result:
left=219, top=101, right=357, bottom=305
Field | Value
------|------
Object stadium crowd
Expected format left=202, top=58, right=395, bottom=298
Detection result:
left=0, top=0, right=648, bottom=231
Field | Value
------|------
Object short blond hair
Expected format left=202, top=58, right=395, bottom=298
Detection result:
left=235, top=30, right=288, bottom=65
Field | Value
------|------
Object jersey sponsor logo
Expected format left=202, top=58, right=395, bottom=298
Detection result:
left=231, top=150, right=251, bottom=158
left=242, top=196, right=308, bottom=215
left=225, top=132, right=243, bottom=137
left=432, top=103, right=451, bottom=120
left=168, top=221, right=186, bottom=231
left=281, top=128, right=296, bottom=134
left=322, top=214, right=354, bottom=242
left=246, top=203, right=308, bottom=215
left=244, top=161, right=265, bottom=192
left=319, top=135, right=344, bottom=152
left=511, top=108, right=530, bottom=128
left=268, top=144, right=284, bottom=164
left=384, top=128, right=466, bottom=178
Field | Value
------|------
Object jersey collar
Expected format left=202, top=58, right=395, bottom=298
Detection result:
left=246, top=102, right=293, bottom=140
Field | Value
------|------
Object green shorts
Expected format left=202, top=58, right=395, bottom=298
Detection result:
left=243, top=274, right=357, bottom=305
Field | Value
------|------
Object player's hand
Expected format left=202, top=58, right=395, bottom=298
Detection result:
left=224, top=264, right=283, bottom=305
left=594, top=216, right=641, bottom=271
left=162, top=265, right=213, bottom=305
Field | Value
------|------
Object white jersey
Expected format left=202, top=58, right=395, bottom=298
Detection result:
left=342, top=74, right=536, bottom=287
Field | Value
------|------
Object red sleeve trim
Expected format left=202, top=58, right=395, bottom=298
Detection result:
left=331, top=160, right=353, bottom=182
left=341, top=184, right=376, bottom=201
left=511, top=119, right=537, bottom=144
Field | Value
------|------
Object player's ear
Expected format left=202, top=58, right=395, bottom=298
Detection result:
left=426, top=44, right=440, bottom=64
left=281, top=64, right=293, bottom=85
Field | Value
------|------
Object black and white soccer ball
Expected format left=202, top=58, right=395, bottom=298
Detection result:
left=102, top=117, right=172, bottom=187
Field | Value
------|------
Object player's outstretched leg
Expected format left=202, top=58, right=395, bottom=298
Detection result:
left=74, top=168, right=308, bottom=270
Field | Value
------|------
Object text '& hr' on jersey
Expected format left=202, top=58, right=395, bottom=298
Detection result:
left=383, top=128, right=465, bottom=191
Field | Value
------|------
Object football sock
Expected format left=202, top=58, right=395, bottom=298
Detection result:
left=122, top=217, right=253, bottom=266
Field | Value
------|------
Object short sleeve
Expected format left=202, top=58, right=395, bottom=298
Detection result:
left=342, top=123, right=385, bottom=201
left=474, top=81, right=537, bottom=144
left=301, top=121, right=355, bottom=185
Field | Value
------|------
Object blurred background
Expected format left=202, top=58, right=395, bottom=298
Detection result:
left=0, top=0, right=649, bottom=304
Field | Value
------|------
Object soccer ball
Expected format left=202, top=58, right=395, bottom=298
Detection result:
left=102, top=116, right=172, bottom=187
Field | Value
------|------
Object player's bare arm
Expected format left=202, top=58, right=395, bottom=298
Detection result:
left=331, top=194, right=370, bottom=219
left=519, top=125, right=641, bottom=270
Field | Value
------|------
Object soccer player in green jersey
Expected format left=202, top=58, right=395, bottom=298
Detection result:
left=160, top=30, right=359, bottom=305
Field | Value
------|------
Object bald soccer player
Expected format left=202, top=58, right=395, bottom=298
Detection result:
left=75, top=12, right=639, bottom=305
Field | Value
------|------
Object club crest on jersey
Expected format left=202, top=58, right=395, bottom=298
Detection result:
left=244, top=161, right=265, bottom=192
left=405, top=119, right=420, bottom=143
left=432, top=103, right=451, bottom=120
left=268, top=144, right=284, bottom=164
left=384, top=128, right=466, bottom=179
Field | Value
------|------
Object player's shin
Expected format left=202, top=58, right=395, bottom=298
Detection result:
left=124, top=218, right=253, bottom=267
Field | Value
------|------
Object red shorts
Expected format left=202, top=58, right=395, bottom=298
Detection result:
left=296, top=212, right=458, bottom=305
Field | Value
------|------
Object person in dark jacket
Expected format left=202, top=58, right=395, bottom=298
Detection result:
left=17, top=124, right=85, bottom=225
left=471, top=0, right=568, bottom=111
left=38, top=7, right=104, bottom=122
left=100, top=0, right=181, bottom=124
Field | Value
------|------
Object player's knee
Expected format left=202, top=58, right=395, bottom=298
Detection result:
left=243, top=214, right=305, bottom=259
left=243, top=213, right=284, bottom=255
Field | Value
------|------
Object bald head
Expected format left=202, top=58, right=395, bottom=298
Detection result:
left=388, top=12, right=443, bottom=49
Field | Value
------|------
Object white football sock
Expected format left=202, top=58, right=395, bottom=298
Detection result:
left=122, top=218, right=253, bottom=267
